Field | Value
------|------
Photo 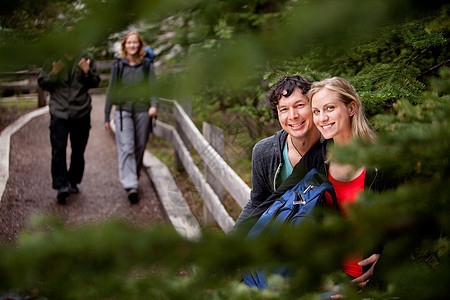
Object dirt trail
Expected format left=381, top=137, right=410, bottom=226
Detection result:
left=0, top=94, right=166, bottom=243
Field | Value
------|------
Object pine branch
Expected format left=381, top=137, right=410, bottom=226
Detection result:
left=418, top=59, right=450, bottom=78
left=412, top=45, right=431, bottom=61
left=371, top=73, right=392, bottom=82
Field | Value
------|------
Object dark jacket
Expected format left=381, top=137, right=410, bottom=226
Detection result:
left=233, top=138, right=390, bottom=234
left=319, top=139, right=392, bottom=286
left=233, top=130, right=324, bottom=230
left=38, top=53, right=100, bottom=119
left=104, top=57, right=158, bottom=123
left=318, top=139, right=391, bottom=193
left=236, top=137, right=392, bottom=289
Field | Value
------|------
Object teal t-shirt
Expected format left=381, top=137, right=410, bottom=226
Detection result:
left=280, top=140, right=293, bottom=181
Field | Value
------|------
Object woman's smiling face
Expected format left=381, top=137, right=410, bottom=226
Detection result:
left=124, top=34, right=141, bottom=56
left=276, top=87, right=315, bottom=139
left=311, top=88, right=356, bottom=144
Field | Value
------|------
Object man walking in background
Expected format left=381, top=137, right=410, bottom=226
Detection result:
left=38, top=24, right=100, bottom=204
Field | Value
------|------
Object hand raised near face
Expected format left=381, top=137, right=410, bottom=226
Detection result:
left=78, top=58, right=91, bottom=74
left=51, top=59, right=65, bottom=76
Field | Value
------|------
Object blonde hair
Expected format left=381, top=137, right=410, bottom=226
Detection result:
left=119, top=32, right=146, bottom=62
left=307, top=77, right=377, bottom=144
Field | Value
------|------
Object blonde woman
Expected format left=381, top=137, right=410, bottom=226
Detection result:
left=105, top=32, right=158, bottom=203
left=308, top=77, right=383, bottom=293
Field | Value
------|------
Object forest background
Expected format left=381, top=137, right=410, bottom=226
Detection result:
left=0, top=0, right=449, bottom=299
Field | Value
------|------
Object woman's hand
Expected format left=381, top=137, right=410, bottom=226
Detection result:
left=104, top=122, right=111, bottom=132
left=148, top=107, right=157, bottom=117
left=351, top=253, right=380, bottom=288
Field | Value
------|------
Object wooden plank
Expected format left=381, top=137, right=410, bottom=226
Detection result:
left=202, top=122, right=225, bottom=225
left=96, top=60, right=115, bottom=70
left=202, top=122, right=225, bottom=201
left=152, top=120, right=173, bottom=140
left=143, top=151, right=202, bottom=240
left=0, top=80, right=38, bottom=91
left=0, top=69, right=40, bottom=80
left=0, top=106, right=49, bottom=200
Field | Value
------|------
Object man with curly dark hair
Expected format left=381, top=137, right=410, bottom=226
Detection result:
left=233, top=75, right=324, bottom=231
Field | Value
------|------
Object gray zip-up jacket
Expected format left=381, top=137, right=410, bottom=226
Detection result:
left=104, top=57, right=158, bottom=123
left=234, top=135, right=392, bottom=288
left=233, top=136, right=391, bottom=237
left=234, top=130, right=324, bottom=228
left=38, top=53, right=100, bottom=119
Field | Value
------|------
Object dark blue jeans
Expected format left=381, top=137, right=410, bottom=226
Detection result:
left=49, top=114, right=91, bottom=189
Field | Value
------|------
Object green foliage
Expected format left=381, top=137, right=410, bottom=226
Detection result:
left=0, top=0, right=80, bottom=32
left=174, top=1, right=449, bottom=150
left=327, top=68, right=450, bottom=298
left=332, top=68, right=449, bottom=183
left=1, top=0, right=449, bottom=298
left=0, top=98, right=37, bottom=114
left=263, top=10, right=449, bottom=119
left=1, top=72, right=448, bottom=297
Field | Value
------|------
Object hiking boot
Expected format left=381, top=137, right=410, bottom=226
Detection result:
left=57, top=186, right=70, bottom=204
left=68, top=182, right=79, bottom=194
left=127, top=188, right=139, bottom=204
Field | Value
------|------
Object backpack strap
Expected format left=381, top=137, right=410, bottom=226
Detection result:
left=143, top=57, right=152, bottom=79
left=114, top=57, right=152, bottom=132
left=116, top=59, right=124, bottom=82
left=115, top=59, right=124, bottom=131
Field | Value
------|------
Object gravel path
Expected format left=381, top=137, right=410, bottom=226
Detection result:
left=0, top=94, right=166, bottom=243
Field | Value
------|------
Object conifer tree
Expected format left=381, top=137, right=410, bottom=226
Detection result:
left=0, top=0, right=449, bottom=298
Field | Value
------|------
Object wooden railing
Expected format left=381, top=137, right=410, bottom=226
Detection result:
left=0, top=69, right=46, bottom=107
left=152, top=98, right=251, bottom=232
left=0, top=60, right=115, bottom=106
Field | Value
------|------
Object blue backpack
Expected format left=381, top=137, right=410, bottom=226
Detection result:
left=144, top=47, right=155, bottom=62
left=243, top=168, right=338, bottom=289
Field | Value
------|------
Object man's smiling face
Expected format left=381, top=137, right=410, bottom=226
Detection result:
left=276, top=87, right=315, bottom=139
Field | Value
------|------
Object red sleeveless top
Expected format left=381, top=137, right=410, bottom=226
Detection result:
left=326, top=168, right=366, bottom=278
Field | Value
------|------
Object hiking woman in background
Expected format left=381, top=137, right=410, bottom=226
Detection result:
left=308, top=77, right=383, bottom=296
left=105, top=32, right=158, bottom=203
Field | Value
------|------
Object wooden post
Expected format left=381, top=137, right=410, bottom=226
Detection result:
left=202, top=122, right=225, bottom=225
left=173, top=100, right=192, bottom=172
left=37, top=87, right=46, bottom=107
left=29, top=68, right=45, bottom=107
left=174, top=119, right=189, bottom=172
